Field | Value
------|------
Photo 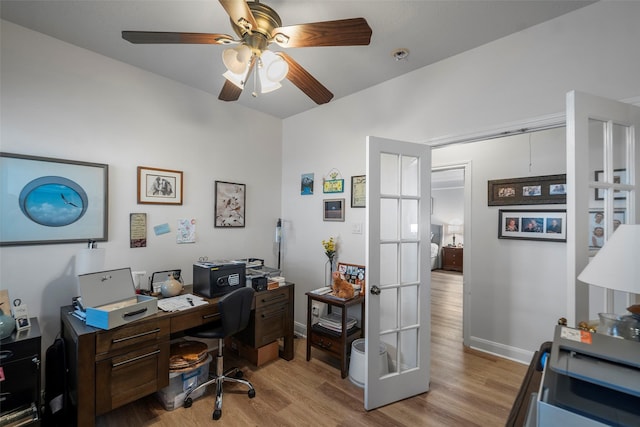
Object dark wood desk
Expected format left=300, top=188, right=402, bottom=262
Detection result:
left=306, top=292, right=365, bottom=378
left=60, top=284, right=294, bottom=426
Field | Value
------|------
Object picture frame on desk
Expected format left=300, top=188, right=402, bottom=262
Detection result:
left=0, top=152, right=108, bottom=246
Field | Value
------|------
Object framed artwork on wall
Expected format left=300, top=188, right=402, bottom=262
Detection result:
left=137, top=166, right=183, bottom=205
left=594, top=169, right=627, bottom=200
left=323, top=198, right=345, bottom=221
left=215, top=181, right=246, bottom=227
left=488, top=174, right=566, bottom=206
left=498, top=209, right=567, bottom=242
left=588, top=210, right=625, bottom=249
left=1, top=152, right=108, bottom=246
left=351, top=175, right=366, bottom=208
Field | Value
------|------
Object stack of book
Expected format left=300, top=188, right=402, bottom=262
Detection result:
left=317, top=312, right=357, bottom=333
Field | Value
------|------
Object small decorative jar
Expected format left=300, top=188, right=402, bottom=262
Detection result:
left=161, top=275, right=183, bottom=297
left=0, top=307, right=16, bottom=340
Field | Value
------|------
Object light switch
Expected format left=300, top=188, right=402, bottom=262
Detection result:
left=352, top=223, right=363, bottom=234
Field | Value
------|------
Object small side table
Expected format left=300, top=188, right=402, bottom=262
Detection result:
left=306, top=292, right=365, bottom=378
left=442, top=246, right=463, bottom=272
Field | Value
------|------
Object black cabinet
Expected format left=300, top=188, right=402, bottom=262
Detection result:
left=0, top=317, right=41, bottom=425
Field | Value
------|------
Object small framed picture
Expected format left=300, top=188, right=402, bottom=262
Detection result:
left=137, top=166, right=183, bottom=205
left=594, top=169, right=627, bottom=200
left=215, top=181, right=246, bottom=227
left=498, top=209, right=567, bottom=242
left=323, top=199, right=345, bottom=222
left=351, top=175, right=366, bottom=208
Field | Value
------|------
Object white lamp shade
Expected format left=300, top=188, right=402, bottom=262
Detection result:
left=222, top=69, right=247, bottom=89
left=222, top=45, right=251, bottom=75
left=577, top=224, right=640, bottom=294
left=447, top=224, right=463, bottom=234
left=261, top=51, right=288, bottom=83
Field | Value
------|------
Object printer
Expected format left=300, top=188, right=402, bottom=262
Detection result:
left=536, top=325, right=640, bottom=426
left=193, top=260, right=245, bottom=298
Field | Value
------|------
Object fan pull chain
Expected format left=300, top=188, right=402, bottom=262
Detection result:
left=252, top=58, right=259, bottom=98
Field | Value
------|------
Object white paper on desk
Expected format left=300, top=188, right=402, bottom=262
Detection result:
left=157, top=293, right=208, bottom=312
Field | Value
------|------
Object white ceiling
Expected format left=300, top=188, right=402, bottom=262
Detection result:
left=1, top=0, right=595, bottom=119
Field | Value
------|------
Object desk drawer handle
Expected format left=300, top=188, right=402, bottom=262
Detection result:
left=0, top=350, right=14, bottom=362
left=112, top=349, right=160, bottom=368
left=112, top=328, right=160, bottom=343
left=202, top=313, right=219, bottom=320
left=261, top=294, right=286, bottom=304
left=122, top=307, right=148, bottom=318
left=318, top=339, right=332, bottom=349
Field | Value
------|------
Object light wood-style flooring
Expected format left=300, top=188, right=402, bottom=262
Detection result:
left=96, top=271, right=526, bottom=426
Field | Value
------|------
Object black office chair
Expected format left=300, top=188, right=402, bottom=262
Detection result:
left=183, top=287, right=256, bottom=420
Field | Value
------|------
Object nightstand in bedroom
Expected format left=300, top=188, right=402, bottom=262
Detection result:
left=442, top=246, right=463, bottom=273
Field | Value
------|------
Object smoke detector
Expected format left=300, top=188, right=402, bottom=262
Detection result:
left=392, top=48, right=409, bottom=61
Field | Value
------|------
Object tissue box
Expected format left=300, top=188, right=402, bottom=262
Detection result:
left=78, top=267, right=157, bottom=330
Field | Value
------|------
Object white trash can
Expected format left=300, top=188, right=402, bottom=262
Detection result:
left=348, top=338, right=388, bottom=388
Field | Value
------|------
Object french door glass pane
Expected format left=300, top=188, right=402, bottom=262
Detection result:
left=380, top=198, right=398, bottom=240
left=401, top=156, right=419, bottom=196
left=400, top=329, right=418, bottom=370
left=400, top=285, right=418, bottom=327
left=380, top=243, right=398, bottom=285
left=381, top=333, right=398, bottom=374
left=401, top=199, right=419, bottom=239
left=611, top=123, right=630, bottom=179
left=381, top=153, right=399, bottom=195
left=401, top=242, right=419, bottom=283
left=379, top=288, right=397, bottom=331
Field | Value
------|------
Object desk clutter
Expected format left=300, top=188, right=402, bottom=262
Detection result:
left=193, top=257, right=283, bottom=298
left=76, top=267, right=157, bottom=329
left=318, top=312, right=357, bottom=333
left=157, top=340, right=212, bottom=411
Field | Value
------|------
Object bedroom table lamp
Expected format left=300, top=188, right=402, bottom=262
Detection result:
left=447, top=223, right=463, bottom=246
left=577, top=224, right=640, bottom=306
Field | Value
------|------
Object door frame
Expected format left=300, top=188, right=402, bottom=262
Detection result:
left=431, top=161, right=471, bottom=346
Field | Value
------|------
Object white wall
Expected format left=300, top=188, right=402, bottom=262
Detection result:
left=0, top=21, right=283, bottom=350
left=281, top=1, right=640, bottom=362
left=432, top=186, right=464, bottom=247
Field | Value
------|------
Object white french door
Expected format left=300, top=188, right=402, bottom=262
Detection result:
left=365, top=136, right=431, bottom=410
left=567, top=90, right=640, bottom=325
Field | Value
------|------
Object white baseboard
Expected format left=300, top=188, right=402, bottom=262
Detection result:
left=469, top=336, right=534, bottom=365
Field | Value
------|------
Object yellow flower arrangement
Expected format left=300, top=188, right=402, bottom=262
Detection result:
left=322, top=237, right=336, bottom=261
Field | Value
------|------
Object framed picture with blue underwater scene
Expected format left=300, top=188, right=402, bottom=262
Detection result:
left=1, top=152, right=108, bottom=246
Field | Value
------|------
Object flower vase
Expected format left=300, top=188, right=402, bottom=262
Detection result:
left=325, top=257, right=335, bottom=287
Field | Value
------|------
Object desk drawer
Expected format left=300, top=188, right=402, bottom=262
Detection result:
left=255, top=287, right=288, bottom=309
left=254, top=304, right=287, bottom=346
left=309, top=330, right=342, bottom=357
left=96, top=318, right=170, bottom=356
left=95, top=340, right=170, bottom=414
left=170, top=304, right=219, bottom=333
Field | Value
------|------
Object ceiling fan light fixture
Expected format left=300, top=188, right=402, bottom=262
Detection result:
left=223, top=68, right=247, bottom=89
left=261, top=50, right=288, bottom=83
left=222, top=45, right=252, bottom=74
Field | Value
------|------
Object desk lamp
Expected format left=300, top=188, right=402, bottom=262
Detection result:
left=577, top=224, right=640, bottom=310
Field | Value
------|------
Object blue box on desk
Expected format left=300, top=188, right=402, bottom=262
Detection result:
left=193, top=261, right=246, bottom=298
left=78, top=267, right=157, bottom=330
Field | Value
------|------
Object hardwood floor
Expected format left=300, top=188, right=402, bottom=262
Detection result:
left=96, top=271, right=527, bottom=426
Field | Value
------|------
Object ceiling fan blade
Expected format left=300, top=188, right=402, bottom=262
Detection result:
left=271, top=18, right=372, bottom=48
left=278, top=52, right=333, bottom=105
left=219, top=0, right=258, bottom=33
left=218, top=79, right=243, bottom=101
left=122, top=31, right=235, bottom=45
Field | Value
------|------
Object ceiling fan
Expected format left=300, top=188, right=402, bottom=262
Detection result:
left=122, top=0, right=372, bottom=104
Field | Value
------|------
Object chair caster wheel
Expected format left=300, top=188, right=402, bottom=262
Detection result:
left=213, top=409, right=222, bottom=420
left=248, top=389, right=256, bottom=398
left=235, top=370, right=244, bottom=379
left=183, top=397, right=193, bottom=408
